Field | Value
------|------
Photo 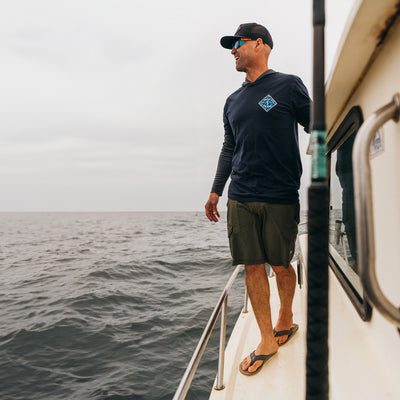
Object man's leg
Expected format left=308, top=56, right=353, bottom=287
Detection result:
left=271, top=263, right=296, bottom=345
left=241, top=264, right=279, bottom=373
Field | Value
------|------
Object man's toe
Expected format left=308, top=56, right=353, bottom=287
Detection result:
left=248, top=360, right=262, bottom=373
left=277, top=335, right=288, bottom=344
left=241, top=356, right=250, bottom=371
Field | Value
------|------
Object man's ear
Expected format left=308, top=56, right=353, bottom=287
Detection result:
left=257, top=38, right=263, bottom=46
left=255, top=38, right=265, bottom=51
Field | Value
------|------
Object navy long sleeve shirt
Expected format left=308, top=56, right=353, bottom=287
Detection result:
left=211, top=70, right=311, bottom=204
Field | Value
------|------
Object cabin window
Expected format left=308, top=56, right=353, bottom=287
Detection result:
left=327, top=106, right=372, bottom=321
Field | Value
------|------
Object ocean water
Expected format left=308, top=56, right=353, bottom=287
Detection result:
left=0, top=212, right=306, bottom=400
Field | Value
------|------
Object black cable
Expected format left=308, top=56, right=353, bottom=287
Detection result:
left=306, top=186, right=329, bottom=400
left=306, top=1, right=330, bottom=399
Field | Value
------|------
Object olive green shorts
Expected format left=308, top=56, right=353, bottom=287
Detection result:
left=227, top=199, right=300, bottom=268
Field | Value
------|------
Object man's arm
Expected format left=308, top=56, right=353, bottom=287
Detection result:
left=210, top=133, right=235, bottom=196
left=205, top=127, right=235, bottom=222
left=291, top=76, right=312, bottom=132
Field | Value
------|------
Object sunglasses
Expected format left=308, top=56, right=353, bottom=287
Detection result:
left=232, top=38, right=252, bottom=50
left=232, top=38, right=269, bottom=50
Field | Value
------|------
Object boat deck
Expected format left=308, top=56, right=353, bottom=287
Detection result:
left=209, top=235, right=400, bottom=399
left=209, top=261, right=307, bottom=399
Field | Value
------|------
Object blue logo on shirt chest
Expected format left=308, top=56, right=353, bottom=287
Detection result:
left=258, top=94, right=277, bottom=112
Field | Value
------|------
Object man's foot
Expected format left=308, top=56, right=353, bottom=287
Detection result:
left=239, top=350, right=277, bottom=376
left=274, top=324, right=299, bottom=346
left=274, top=312, right=294, bottom=345
left=240, top=342, right=278, bottom=374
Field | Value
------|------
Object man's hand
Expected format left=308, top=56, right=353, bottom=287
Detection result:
left=205, top=193, right=220, bottom=222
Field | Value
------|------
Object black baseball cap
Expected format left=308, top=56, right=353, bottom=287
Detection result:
left=220, top=23, right=273, bottom=50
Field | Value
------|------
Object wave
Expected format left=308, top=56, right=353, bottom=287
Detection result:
left=0, top=211, right=287, bottom=399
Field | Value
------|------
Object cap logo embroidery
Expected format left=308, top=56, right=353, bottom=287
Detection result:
left=258, top=95, right=277, bottom=112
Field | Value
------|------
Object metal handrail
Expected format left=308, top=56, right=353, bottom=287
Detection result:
left=353, top=93, right=400, bottom=328
left=172, top=264, right=245, bottom=400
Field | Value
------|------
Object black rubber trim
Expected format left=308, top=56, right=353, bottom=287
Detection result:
left=327, top=105, right=372, bottom=322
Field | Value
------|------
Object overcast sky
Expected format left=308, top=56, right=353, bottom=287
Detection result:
left=0, top=0, right=355, bottom=212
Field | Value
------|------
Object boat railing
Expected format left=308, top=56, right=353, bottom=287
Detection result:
left=172, top=264, right=246, bottom=400
left=353, top=93, right=400, bottom=329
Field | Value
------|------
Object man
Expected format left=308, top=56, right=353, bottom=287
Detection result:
left=205, top=23, right=311, bottom=376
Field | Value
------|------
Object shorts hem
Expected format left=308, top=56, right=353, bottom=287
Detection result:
left=231, top=259, right=267, bottom=266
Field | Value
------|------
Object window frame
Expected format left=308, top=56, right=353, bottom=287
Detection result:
left=327, top=106, right=372, bottom=321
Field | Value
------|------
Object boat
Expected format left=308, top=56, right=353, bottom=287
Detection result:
left=174, top=0, right=400, bottom=398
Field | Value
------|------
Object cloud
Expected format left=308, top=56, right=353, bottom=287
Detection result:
left=0, top=0, right=355, bottom=211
